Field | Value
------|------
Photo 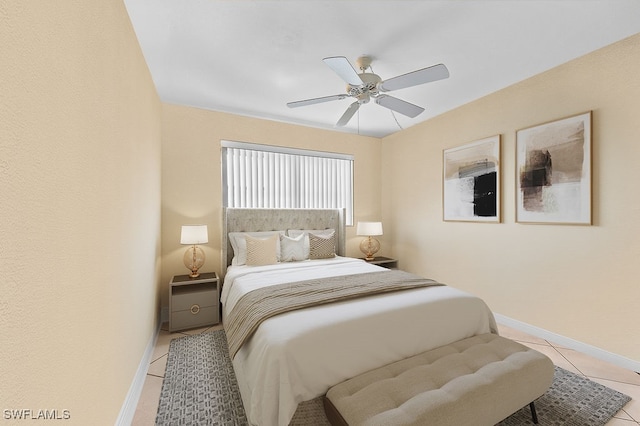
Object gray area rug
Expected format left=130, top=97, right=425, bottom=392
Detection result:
left=156, top=330, right=631, bottom=426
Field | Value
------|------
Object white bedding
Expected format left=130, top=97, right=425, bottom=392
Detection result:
left=221, top=256, right=497, bottom=426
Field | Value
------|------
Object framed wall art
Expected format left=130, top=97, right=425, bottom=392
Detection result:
left=516, top=111, right=592, bottom=225
left=443, top=135, right=501, bottom=222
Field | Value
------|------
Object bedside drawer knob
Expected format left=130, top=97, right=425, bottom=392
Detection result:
left=190, top=304, right=200, bottom=315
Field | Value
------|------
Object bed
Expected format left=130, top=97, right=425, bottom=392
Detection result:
left=221, top=208, right=497, bottom=426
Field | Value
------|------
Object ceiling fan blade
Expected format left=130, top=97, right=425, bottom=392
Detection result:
left=375, top=95, right=424, bottom=118
left=323, top=56, right=363, bottom=86
left=379, top=64, right=449, bottom=92
left=336, top=101, right=360, bottom=127
left=287, top=94, right=347, bottom=108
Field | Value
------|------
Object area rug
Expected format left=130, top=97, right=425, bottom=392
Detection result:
left=156, top=330, right=631, bottom=426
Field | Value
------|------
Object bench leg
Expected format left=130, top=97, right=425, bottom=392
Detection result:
left=529, top=402, right=539, bottom=424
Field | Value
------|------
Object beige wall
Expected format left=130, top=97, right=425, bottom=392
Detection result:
left=0, top=1, right=162, bottom=424
left=382, top=33, right=640, bottom=362
left=160, top=104, right=382, bottom=306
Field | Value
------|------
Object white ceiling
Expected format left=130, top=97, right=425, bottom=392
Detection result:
left=124, top=0, right=640, bottom=138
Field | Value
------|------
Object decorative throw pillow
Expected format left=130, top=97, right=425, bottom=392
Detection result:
left=308, top=231, right=336, bottom=259
left=288, top=229, right=335, bottom=258
left=229, top=231, right=284, bottom=265
left=245, top=234, right=279, bottom=266
left=279, top=233, right=307, bottom=262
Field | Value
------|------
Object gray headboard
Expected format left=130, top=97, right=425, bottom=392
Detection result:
left=222, top=208, right=345, bottom=278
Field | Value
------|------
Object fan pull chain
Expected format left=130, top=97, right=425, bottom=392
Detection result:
left=391, top=110, right=403, bottom=130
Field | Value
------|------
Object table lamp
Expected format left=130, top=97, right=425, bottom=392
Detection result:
left=356, top=221, right=383, bottom=260
left=180, top=225, right=208, bottom=277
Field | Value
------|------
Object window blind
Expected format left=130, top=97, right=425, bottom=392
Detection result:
left=222, top=141, right=354, bottom=225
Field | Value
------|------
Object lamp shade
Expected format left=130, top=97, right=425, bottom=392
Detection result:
left=180, top=225, right=209, bottom=245
left=356, top=221, right=383, bottom=236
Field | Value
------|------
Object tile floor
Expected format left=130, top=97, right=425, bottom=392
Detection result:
left=498, top=325, right=640, bottom=425
left=132, top=323, right=640, bottom=425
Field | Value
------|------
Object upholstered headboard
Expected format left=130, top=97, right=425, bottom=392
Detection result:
left=221, top=208, right=345, bottom=278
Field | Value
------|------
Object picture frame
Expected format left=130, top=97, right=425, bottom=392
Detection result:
left=516, top=111, right=592, bottom=225
left=443, top=135, right=501, bottom=222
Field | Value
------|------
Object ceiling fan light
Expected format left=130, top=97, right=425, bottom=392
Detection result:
left=356, top=93, right=370, bottom=104
left=288, top=56, right=447, bottom=127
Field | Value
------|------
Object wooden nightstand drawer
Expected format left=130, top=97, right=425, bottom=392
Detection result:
left=169, top=272, right=220, bottom=332
left=170, top=305, right=218, bottom=331
left=171, top=282, right=216, bottom=312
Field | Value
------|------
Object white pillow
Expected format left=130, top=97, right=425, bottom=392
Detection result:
left=228, top=231, right=284, bottom=266
left=280, top=233, right=307, bottom=262
left=287, top=229, right=335, bottom=258
left=245, top=234, right=279, bottom=266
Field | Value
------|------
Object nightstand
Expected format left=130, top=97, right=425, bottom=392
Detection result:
left=362, top=256, right=398, bottom=269
left=169, top=272, right=220, bottom=332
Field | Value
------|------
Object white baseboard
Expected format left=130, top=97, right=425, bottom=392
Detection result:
left=115, top=318, right=162, bottom=426
left=495, top=313, right=640, bottom=373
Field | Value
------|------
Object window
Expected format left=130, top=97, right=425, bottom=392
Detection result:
left=222, top=141, right=354, bottom=225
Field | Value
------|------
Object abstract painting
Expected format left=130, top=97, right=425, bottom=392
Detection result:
left=516, top=111, right=591, bottom=224
left=443, top=135, right=500, bottom=222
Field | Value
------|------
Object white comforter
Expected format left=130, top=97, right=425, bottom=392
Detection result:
left=221, top=257, right=497, bottom=426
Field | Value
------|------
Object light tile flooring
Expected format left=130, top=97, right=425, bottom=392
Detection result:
left=132, top=323, right=640, bottom=425
left=132, top=322, right=225, bottom=425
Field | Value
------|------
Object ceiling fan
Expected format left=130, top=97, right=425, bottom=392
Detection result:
left=287, top=55, right=449, bottom=127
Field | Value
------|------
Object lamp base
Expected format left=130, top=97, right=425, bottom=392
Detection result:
left=183, top=245, right=205, bottom=278
left=359, top=236, right=380, bottom=261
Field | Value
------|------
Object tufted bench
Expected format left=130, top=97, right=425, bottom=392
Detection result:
left=324, top=333, right=554, bottom=426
